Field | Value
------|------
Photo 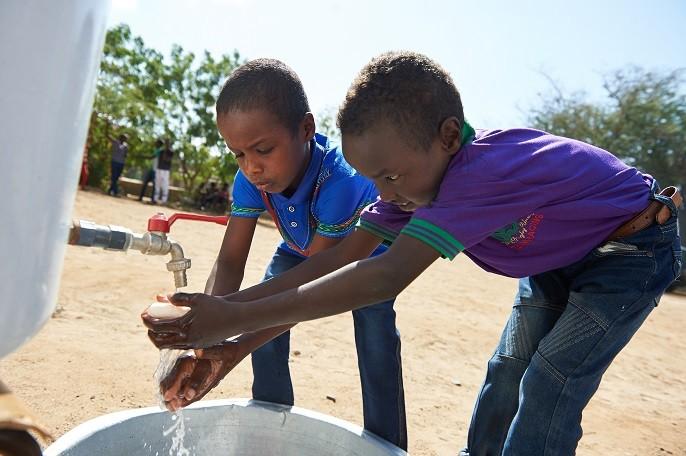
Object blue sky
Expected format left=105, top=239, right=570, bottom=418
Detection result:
left=109, top=0, right=686, bottom=128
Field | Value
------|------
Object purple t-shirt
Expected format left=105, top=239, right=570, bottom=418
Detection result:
left=359, top=128, right=652, bottom=278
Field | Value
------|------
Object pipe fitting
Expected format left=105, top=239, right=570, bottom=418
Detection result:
left=68, top=220, right=192, bottom=289
left=166, top=241, right=191, bottom=288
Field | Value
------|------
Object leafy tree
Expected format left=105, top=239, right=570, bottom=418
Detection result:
left=87, top=24, right=242, bottom=196
left=316, top=106, right=340, bottom=143
left=162, top=47, right=241, bottom=194
left=88, top=24, right=166, bottom=187
left=528, top=67, right=686, bottom=189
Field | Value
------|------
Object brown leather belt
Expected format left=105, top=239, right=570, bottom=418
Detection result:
left=607, top=186, right=683, bottom=241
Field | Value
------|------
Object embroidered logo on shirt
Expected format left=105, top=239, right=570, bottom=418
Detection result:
left=491, top=213, right=544, bottom=250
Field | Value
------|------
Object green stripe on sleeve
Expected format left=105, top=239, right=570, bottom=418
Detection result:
left=230, top=204, right=264, bottom=218
left=358, top=219, right=400, bottom=243
left=400, top=218, right=464, bottom=259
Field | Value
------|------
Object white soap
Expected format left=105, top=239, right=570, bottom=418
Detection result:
left=146, top=302, right=191, bottom=319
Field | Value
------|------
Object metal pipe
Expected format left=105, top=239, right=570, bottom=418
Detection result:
left=68, top=220, right=191, bottom=288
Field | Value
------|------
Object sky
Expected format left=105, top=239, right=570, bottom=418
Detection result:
left=109, top=0, right=686, bottom=128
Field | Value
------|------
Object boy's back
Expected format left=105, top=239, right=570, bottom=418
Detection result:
left=362, top=126, right=653, bottom=277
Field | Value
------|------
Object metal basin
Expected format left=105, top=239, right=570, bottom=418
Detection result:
left=45, top=399, right=408, bottom=455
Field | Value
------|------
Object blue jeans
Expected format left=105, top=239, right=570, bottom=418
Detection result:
left=251, top=248, right=407, bottom=449
left=466, top=188, right=682, bottom=455
left=138, top=168, right=155, bottom=201
left=108, top=161, right=124, bottom=195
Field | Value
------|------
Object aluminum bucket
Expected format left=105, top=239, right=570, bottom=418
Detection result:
left=45, top=399, right=408, bottom=456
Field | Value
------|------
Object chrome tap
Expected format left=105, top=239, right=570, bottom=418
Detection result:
left=68, top=213, right=229, bottom=288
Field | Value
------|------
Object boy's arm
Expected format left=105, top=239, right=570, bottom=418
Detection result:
left=151, top=229, right=382, bottom=410
left=236, top=233, right=438, bottom=329
left=212, top=229, right=382, bottom=353
left=207, top=216, right=257, bottom=296
left=146, top=233, right=439, bottom=348
left=229, top=228, right=382, bottom=302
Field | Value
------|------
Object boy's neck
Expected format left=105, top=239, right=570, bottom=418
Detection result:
left=281, top=139, right=312, bottom=198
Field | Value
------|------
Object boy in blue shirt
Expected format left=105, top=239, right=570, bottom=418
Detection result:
left=145, top=52, right=681, bottom=454
left=155, top=58, right=407, bottom=449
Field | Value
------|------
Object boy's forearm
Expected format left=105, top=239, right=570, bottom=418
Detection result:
left=238, top=257, right=402, bottom=332
left=234, top=234, right=440, bottom=333
left=225, top=229, right=380, bottom=303
left=209, top=259, right=244, bottom=296
left=224, top=250, right=347, bottom=352
left=235, top=324, right=295, bottom=356
left=226, top=249, right=347, bottom=303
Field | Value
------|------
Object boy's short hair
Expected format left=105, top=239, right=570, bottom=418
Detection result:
left=216, top=58, right=310, bottom=135
left=337, top=51, right=464, bottom=149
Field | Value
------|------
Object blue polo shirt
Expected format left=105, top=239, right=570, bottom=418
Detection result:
left=231, top=133, right=384, bottom=258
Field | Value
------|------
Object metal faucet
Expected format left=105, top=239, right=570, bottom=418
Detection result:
left=68, top=212, right=229, bottom=288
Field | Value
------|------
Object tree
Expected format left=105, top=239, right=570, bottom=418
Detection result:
left=88, top=24, right=167, bottom=187
left=528, top=67, right=686, bottom=189
left=162, top=47, right=241, bottom=194
left=316, top=106, right=340, bottom=143
left=87, top=24, right=242, bottom=196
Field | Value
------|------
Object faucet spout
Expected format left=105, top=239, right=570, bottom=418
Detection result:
left=167, top=241, right=191, bottom=289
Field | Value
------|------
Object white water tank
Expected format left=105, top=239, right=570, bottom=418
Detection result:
left=0, top=0, right=110, bottom=358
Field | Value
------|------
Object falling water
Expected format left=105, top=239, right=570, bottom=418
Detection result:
left=151, top=289, right=194, bottom=455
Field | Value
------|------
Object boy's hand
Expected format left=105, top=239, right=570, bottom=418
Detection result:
left=142, top=292, right=242, bottom=349
left=160, top=341, right=247, bottom=412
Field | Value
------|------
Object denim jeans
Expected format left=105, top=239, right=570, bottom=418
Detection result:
left=251, top=248, right=407, bottom=450
left=138, top=168, right=155, bottom=201
left=108, top=161, right=124, bottom=195
left=466, top=188, right=682, bottom=456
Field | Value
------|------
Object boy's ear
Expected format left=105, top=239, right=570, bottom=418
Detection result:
left=439, top=117, right=462, bottom=155
left=301, top=112, right=316, bottom=142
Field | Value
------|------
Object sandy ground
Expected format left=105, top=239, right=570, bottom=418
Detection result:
left=2, top=190, right=685, bottom=455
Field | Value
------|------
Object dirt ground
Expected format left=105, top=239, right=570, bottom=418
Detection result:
left=2, top=190, right=685, bottom=455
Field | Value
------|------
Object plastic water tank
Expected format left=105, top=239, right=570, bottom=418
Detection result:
left=0, top=0, right=109, bottom=358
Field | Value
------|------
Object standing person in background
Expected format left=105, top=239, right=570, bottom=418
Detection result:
left=107, top=133, right=128, bottom=197
left=79, top=139, right=89, bottom=190
left=154, top=139, right=174, bottom=205
left=199, top=181, right=218, bottom=210
left=138, top=139, right=163, bottom=203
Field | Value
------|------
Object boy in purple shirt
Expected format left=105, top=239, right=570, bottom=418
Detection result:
left=144, top=52, right=682, bottom=455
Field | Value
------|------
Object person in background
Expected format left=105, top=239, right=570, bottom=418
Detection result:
left=199, top=181, right=218, bottom=210
left=108, top=133, right=128, bottom=197
left=79, top=139, right=89, bottom=190
left=154, top=139, right=174, bottom=205
left=138, top=138, right=163, bottom=203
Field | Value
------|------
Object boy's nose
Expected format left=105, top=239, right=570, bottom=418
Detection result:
left=244, top=157, right=263, bottom=177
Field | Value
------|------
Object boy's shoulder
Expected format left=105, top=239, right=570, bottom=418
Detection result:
left=314, top=133, right=374, bottom=196
left=315, top=133, right=359, bottom=183
left=311, top=133, right=377, bottom=206
left=455, top=126, right=621, bottom=178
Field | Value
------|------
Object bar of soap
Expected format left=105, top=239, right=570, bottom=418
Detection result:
left=146, top=302, right=191, bottom=319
